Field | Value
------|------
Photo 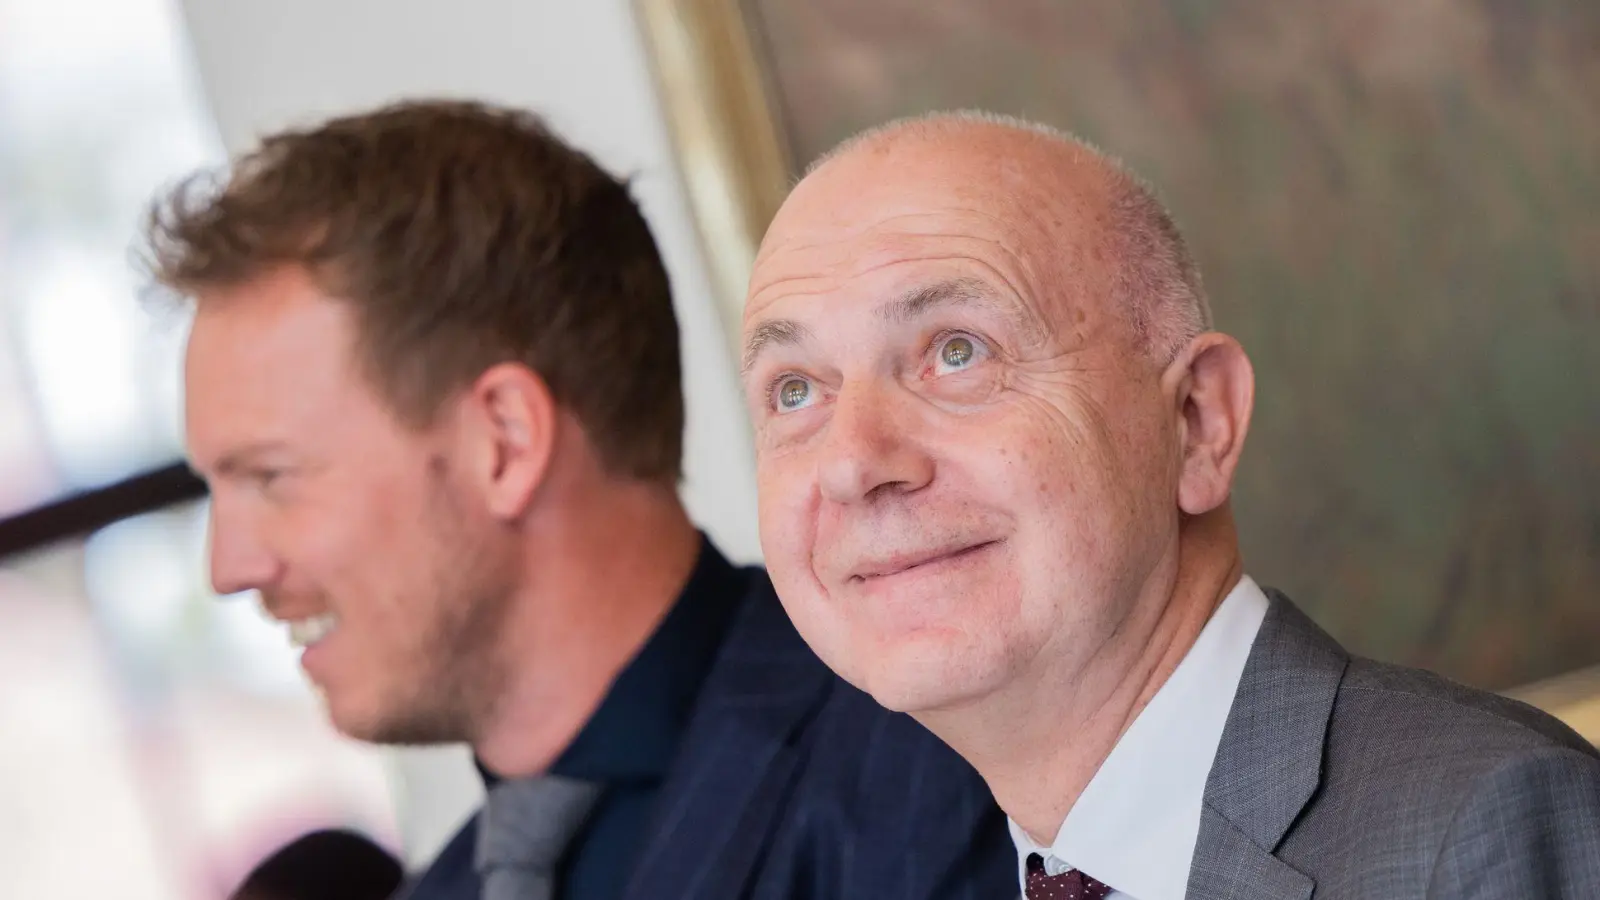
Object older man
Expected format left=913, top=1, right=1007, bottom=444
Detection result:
left=740, top=111, right=1600, bottom=900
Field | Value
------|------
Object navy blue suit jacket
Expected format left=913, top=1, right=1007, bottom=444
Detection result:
left=400, top=567, right=1015, bottom=900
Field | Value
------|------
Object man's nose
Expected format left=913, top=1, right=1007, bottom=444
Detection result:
left=816, top=381, right=935, bottom=505
left=206, top=500, right=282, bottom=597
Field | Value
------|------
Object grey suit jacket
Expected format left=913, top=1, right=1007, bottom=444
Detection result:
left=1186, top=590, right=1600, bottom=899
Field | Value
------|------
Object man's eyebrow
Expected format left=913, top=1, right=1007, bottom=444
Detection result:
left=880, top=278, right=1039, bottom=340
left=741, top=318, right=813, bottom=377
left=210, top=440, right=292, bottom=477
left=878, top=278, right=992, bottom=324
left=741, top=278, right=1041, bottom=376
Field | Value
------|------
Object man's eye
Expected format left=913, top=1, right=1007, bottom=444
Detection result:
left=773, top=376, right=815, bottom=412
left=934, top=334, right=986, bottom=374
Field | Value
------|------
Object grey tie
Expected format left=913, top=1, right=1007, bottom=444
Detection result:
left=475, top=774, right=602, bottom=900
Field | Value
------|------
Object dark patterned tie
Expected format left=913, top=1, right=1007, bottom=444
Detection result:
left=1024, top=852, right=1115, bottom=900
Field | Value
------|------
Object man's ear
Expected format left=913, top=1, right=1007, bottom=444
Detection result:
left=457, top=362, right=559, bottom=521
left=1162, top=333, right=1255, bottom=516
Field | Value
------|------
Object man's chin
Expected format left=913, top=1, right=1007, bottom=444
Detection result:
left=838, top=624, right=998, bottom=707
left=864, top=675, right=984, bottom=716
left=323, top=695, right=464, bottom=746
left=855, top=642, right=998, bottom=717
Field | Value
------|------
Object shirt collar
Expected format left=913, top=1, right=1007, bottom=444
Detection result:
left=479, top=535, right=747, bottom=787
left=1009, top=576, right=1270, bottom=900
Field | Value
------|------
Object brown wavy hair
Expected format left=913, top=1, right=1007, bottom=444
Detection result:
left=144, top=99, right=684, bottom=481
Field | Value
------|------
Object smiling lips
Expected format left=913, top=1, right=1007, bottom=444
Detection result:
left=847, top=539, right=1001, bottom=583
left=287, top=612, right=339, bottom=648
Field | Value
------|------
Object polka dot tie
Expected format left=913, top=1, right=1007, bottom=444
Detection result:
left=1024, top=852, right=1115, bottom=900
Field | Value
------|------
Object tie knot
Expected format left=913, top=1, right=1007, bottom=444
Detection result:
left=1024, top=852, right=1114, bottom=900
left=475, top=774, right=603, bottom=874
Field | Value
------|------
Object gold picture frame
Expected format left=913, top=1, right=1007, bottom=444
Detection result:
left=632, top=0, right=1600, bottom=747
left=633, top=0, right=792, bottom=361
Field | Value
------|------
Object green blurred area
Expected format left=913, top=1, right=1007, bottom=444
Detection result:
left=754, top=0, right=1600, bottom=689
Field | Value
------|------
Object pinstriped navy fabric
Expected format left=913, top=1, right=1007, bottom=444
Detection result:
left=623, top=573, right=1015, bottom=900
left=400, top=568, right=1015, bottom=900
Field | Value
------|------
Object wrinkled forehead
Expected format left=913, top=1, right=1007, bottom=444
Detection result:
left=746, top=145, right=1112, bottom=334
left=751, top=213, right=1022, bottom=309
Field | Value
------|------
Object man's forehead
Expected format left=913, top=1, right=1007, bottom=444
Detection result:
left=185, top=281, right=365, bottom=447
left=761, top=165, right=1027, bottom=252
left=744, top=127, right=1125, bottom=351
left=748, top=208, right=1037, bottom=311
left=767, top=123, right=1101, bottom=235
left=750, top=161, right=1101, bottom=309
left=188, top=272, right=361, bottom=371
left=742, top=205, right=1114, bottom=365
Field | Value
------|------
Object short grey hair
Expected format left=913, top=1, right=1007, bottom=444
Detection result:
left=808, top=110, right=1212, bottom=364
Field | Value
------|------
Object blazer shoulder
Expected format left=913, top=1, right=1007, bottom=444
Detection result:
left=1428, top=744, right=1600, bottom=897
left=1253, top=590, right=1593, bottom=768
left=1338, top=655, right=1596, bottom=761
left=1315, top=654, right=1599, bottom=827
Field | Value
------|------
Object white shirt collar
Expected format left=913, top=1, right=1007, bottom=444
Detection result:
left=1008, top=576, right=1270, bottom=900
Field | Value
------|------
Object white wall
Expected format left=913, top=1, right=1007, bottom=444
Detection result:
left=175, top=0, right=762, bottom=865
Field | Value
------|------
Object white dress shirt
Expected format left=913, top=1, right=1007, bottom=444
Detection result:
left=1008, top=576, right=1271, bottom=900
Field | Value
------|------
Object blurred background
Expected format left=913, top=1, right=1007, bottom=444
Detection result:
left=0, top=1, right=398, bottom=897
left=0, top=0, right=1593, bottom=897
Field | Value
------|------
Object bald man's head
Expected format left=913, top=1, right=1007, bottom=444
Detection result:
left=771, top=110, right=1211, bottom=365
left=740, top=110, right=1254, bottom=718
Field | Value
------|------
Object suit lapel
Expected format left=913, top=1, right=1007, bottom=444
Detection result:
left=622, top=575, right=835, bottom=900
left=1186, top=806, right=1312, bottom=900
left=394, top=813, right=479, bottom=900
left=1187, top=592, right=1348, bottom=900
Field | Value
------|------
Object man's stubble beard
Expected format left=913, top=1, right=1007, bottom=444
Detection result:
left=363, top=477, right=521, bottom=747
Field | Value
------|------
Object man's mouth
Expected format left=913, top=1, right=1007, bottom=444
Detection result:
left=849, top=540, right=1001, bottom=583
left=286, top=612, right=340, bottom=649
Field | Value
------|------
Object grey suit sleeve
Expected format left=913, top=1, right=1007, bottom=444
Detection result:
left=1427, top=747, right=1600, bottom=899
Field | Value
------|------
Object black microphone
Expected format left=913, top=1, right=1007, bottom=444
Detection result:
left=229, top=828, right=404, bottom=900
